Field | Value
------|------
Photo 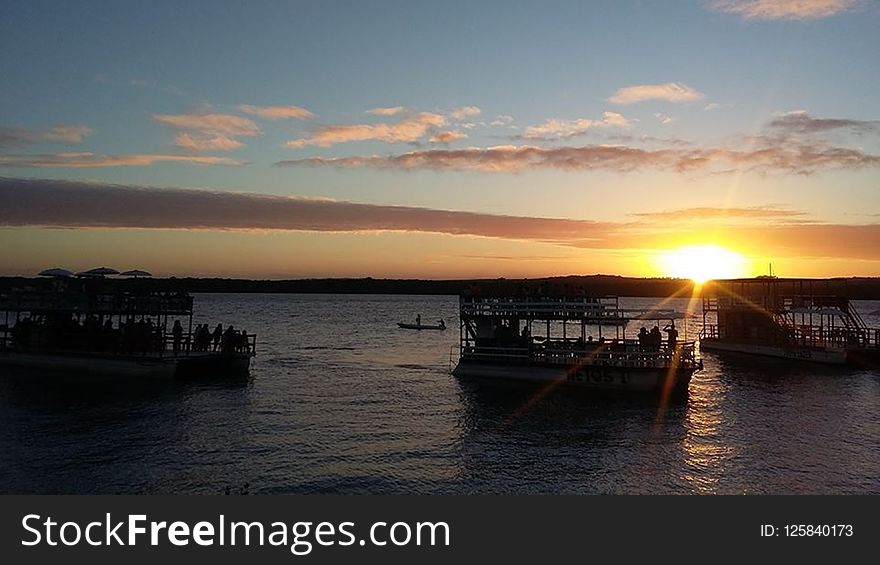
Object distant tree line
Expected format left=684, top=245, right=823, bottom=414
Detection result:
left=2, top=275, right=880, bottom=299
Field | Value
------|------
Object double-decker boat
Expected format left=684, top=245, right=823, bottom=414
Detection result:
left=0, top=273, right=256, bottom=379
left=700, top=277, right=880, bottom=367
left=451, top=294, right=701, bottom=394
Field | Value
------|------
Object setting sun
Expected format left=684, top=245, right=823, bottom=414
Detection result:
left=658, top=245, right=747, bottom=283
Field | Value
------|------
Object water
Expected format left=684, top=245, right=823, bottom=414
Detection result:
left=1, top=294, right=878, bottom=494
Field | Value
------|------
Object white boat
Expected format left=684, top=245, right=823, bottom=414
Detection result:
left=0, top=273, right=256, bottom=379
left=451, top=295, right=700, bottom=394
left=700, top=278, right=880, bottom=368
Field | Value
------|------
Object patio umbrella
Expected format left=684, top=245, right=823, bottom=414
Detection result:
left=38, top=268, right=74, bottom=278
left=77, top=267, right=120, bottom=277
left=120, top=269, right=153, bottom=278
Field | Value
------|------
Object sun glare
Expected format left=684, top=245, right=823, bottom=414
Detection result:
left=658, top=245, right=746, bottom=283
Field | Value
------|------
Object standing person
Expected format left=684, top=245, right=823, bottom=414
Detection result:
left=650, top=325, right=662, bottom=350
left=664, top=322, right=679, bottom=350
left=416, top=314, right=421, bottom=327
left=212, top=323, right=223, bottom=351
left=172, top=319, right=183, bottom=353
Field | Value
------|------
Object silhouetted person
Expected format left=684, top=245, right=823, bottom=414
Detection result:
left=664, top=322, right=679, bottom=350
left=650, top=325, right=662, bottom=350
left=416, top=314, right=421, bottom=327
left=172, top=320, right=183, bottom=353
left=638, top=327, right=648, bottom=348
left=212, top=323, right=223, bottom=351
left=222, top=325, right=236, bottom=353
left=438, top=319, right=445, bottom=330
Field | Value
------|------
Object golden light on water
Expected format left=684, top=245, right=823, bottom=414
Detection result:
left=657, top=245, right=747, bottom=283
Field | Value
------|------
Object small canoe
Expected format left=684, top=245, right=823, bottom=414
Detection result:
left=398, top=322, right=446, bottom=331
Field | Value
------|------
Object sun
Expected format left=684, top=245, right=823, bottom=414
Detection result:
left=657, top=245, right=746, bottom=283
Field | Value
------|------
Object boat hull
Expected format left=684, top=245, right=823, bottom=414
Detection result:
left=397, top=323, right=446, bottom=330
left=700, top=339, right=847, bottom=365
left=0, top=351, right=250, bottom=379
left=452, top=359, right=693, bottom=393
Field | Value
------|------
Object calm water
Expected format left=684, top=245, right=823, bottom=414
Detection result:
left=1, top=294, right=878, bottom=495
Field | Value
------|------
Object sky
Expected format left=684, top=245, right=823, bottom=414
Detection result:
left=1, top=0, right=879, bottom=279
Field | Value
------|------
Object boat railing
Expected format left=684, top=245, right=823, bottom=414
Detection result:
left=460, top=296, right=627, bottom=320
left=700, top=323, right=879, bottom=349
left=160, top=332, right=257, bottom=357
left=0, top=326, right=256, bottom=357
left=461, top=340, right=698, bottom=369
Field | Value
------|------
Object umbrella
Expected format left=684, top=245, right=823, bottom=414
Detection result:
left=77, top=267, right=120, bottom=277
left=38, top=268, right=74, bottom=278
left=120, top=269, right=153, bottom=278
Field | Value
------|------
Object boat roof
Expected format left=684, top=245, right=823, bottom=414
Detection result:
left=0, top=288, right=193, bottom=316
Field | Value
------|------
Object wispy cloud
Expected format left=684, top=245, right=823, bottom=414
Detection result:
left=630, top=206, right=808, bottom=222
left=654, top=112, right=675, bottom=125
left=490, top=115, right=515, bottom=127
left=449, top=106, right=482, bottom=120
left=0, top=126, right=93, bottom=148
left=3, top=177, right=878, bottom=261
left=710, top=0, right=858, bottom=20
left=153, top=113, right=261, bottom=152
left=0, top=153, right=243, bottom=168
left=238, top=104, right=315, bottom=120
left=279, top=112, right=880, bottom=174
left=518, top=112, right=630, bottom=141
left=278, top=138, right=880, bottom=175
left=430, top=131, right=468, bottom=144
left=608, top=82, right=705, bottom=105
left=366, top=106, right=405, bottom=116
left=284, top=112, right=446, bottom=148
left=768, top=110, right=880, bottom=134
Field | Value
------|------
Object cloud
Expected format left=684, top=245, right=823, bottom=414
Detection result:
left=768, top=110, right=880, bottom=135
left=238, top=104, right=315, bottom=120
left=278, top=112, right=880, bottom=175
left=366, top=106, right=405, bottom=116
left=0, top=126, right=93, bottom=148
left=519, top=112, right=630, bottom=141
left=0, top=153, right=243, bottom=168
left=710, top=0, right=858, bottom=20
left=630, top=206, right=808, bottom=222
left=279, top=137, right=880, bottom=175
left=173, top=133, right=244, bottom=152
left=153, top=113, right=261, bottom=152
left=284, top=112, right=446, bottom=148
left=430, top=131, right=468, bottom=144
left=449, top=106, right=482, bottom=120
left=608, top=83, right=705, bottom=105
left=3, top=177, right=879, bottom=262
left=654, top=112, right=675, bottom=125
left=490, top=115, right=515, bottom=127
left=0, top=177, right=612, bottom=242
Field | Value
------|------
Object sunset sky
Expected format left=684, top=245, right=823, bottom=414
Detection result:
left=2, top=0, right=879, bottom=279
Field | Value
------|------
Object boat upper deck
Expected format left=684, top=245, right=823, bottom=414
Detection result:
left=459, top=296, right=678, bottom=323
left=0, top=289, right=193, bottom=316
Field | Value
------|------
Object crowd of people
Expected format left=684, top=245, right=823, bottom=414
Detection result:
left=7, top=314, right=252, bottom=356
left=637, top=323, right=679, bottom=350
left=190, top=323, right=252, bottom=354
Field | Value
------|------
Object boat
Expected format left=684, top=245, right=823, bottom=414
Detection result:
left=700, top=278, right=880, bottom=368
left=0, top=271, right=256, bottom=379
left=451, top=294, right=701, bottom=394
left=398, top=321, right=446, bottom=331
